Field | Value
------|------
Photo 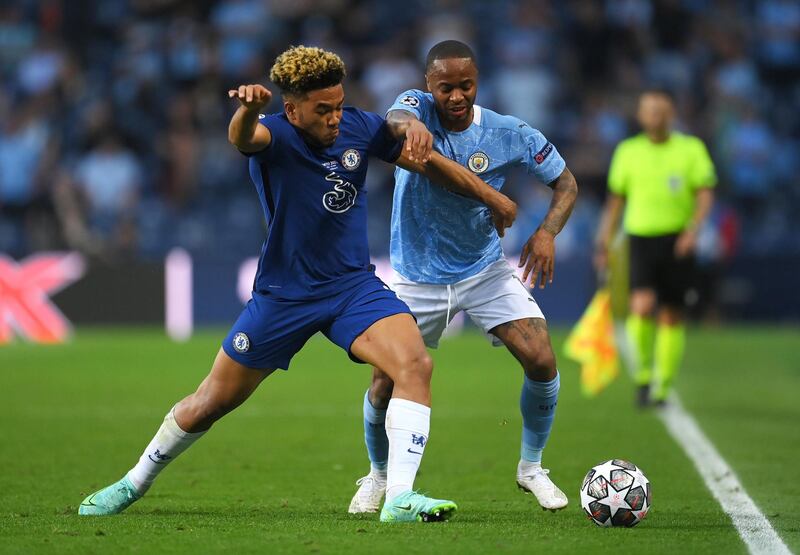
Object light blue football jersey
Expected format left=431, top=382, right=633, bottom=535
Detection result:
left=388, top=89, right=566, bottom=284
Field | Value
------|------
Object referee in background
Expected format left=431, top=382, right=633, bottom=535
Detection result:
left=595, top=89, right=716, bottom=407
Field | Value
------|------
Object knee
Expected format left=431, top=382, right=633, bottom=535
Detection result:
left=407, top=351, right=433, bottom=384
left=659, top=307, right=683, bottom=326
left=520, top=345, right=557, bottom=381
left=630, top=290, right=656, bottom=316
left=393, top=351, right=433, bottom=387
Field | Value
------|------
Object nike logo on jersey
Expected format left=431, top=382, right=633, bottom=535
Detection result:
left=407, top=448, right=423, bottom=455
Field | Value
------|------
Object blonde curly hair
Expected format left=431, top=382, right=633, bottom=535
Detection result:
left=269, top=45, right=346, bottom=96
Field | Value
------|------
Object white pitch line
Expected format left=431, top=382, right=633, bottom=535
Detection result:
left=657, top=394, right=792, bottom=555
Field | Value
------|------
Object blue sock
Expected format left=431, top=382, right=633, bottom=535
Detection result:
left=363, top=390, right=388, bottom=471
left=519, top=372, right=560, bottom=463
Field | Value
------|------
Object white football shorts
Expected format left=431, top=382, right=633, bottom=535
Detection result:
left=392, top=258, right=545, bottom=348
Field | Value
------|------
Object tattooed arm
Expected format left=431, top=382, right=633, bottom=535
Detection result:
left=540, top=168, right=578, bottom=236
left=518, top=168, right=579, bottom=289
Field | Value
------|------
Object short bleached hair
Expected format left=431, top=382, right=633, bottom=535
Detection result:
left=269, top=45, right=346, bottom=97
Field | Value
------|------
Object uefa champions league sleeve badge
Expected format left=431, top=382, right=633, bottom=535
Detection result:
left=399, top=95, right=420, bottom=107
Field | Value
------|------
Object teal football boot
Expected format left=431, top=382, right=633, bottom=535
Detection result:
left=78, top=475, right=142, bottom=515
left=379, top=490, right=457, bottom=523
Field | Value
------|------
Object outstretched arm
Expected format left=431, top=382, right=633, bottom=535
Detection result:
left=396, top=149, right=517, bottom=236
left=518, top=168, right=579, bottom=288
left=389, top=109, right=516, bottom=234
left=228, top=84, right=272, bottom=152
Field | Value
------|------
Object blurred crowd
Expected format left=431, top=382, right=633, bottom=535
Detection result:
left=1, top=0, right=798, bottom=265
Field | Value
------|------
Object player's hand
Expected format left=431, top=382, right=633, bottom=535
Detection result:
left=489, top=193, right=517, bottom=237
left=228, top=84, right=272, bottom=111
left=675, top=229, right=697, bottom=258
left=519, top=228, right=555, bottom=289
left=404, top=120, right=433, bottom=163
left=593, top=245, right=609, bottom=274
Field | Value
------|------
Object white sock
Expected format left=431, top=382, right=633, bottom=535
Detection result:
left=385, top=398, right=430, bottom=501
left=370, top=465, right=387, bottom=480
left=126, top=407, right=206, bottom=494
left=517, top=459, right=542, bottom=478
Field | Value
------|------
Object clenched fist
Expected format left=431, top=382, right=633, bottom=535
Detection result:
left=489, top=193, right=517, bottom=238
left=404, top=119, right=433, bottom=163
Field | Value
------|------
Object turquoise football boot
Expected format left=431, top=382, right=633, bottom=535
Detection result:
left=379, top=490, right=457, bottom=523
left=78, top=475, right=142, bottom=515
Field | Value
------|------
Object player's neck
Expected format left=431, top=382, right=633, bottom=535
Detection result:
left=294, top=125, right=330, bottom=150
left=646, top=129, right=671, bottom=143
left=438, top=107, right=474, bottom=133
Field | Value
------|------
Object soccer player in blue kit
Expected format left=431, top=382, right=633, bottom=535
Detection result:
left=349, top=41, right=579, bottom=514
left=78, top=46, right=518, bottom=523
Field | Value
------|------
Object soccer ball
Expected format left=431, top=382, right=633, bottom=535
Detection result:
left=580, top=459, right=651, bottom=527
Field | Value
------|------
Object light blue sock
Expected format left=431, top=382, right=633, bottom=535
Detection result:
left=519, top=372, right=560, bottom=463
left=363, top=391, right=388, bottom=471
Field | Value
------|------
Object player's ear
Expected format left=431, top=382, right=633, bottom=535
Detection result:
left=284, top=98, right=298, bottom=123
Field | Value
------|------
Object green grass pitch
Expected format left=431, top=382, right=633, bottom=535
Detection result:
left=1, top=326, right=798, bottom=554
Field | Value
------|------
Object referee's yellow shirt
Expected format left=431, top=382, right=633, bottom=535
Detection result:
left=608, top=132, right=717, bottom=236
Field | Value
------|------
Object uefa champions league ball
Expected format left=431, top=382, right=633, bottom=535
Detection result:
left=580, top=459, right=651, bottom=527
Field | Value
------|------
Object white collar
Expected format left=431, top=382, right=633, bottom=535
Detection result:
left=473, top=105, right=482, bottom=126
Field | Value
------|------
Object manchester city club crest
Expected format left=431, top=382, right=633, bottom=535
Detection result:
left=232, top=332, right=250, bottom=353
left=468, top=151, right=490, bottom=174
left=341, top=149, right=361, bottom=170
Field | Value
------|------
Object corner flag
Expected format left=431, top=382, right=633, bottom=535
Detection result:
left=564, top=289, right=619, bottom=397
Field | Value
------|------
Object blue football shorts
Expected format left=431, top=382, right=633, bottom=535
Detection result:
left=222, top=272, right=412, bottom=370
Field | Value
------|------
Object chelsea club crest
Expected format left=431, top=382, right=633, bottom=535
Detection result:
left=232, top=332, right=250, bottom=353
left=468, top=151, right=490, bottom=174
left=342, top=149, right=361, bottom=170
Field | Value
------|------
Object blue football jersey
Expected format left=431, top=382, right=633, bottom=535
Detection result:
left=247, top=107, right=402, bottom=299
left=388, top=89, right=566, bottom=284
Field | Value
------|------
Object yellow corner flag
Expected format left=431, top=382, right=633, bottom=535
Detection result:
left=564, top=289, right=619, bottom=397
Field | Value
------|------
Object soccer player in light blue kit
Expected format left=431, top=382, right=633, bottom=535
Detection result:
left=349, top=41, right=579, bottom=513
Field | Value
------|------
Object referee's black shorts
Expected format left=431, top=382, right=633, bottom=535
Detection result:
left=628, top=233, right=694, bottom=307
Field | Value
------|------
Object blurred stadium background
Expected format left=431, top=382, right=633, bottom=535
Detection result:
left=1, top=0, right=799, bottom=332
left=1, top=2, right=799, bottom=553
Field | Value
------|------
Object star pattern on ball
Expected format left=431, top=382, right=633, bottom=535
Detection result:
left=580, top=459, right=651, bottom=527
